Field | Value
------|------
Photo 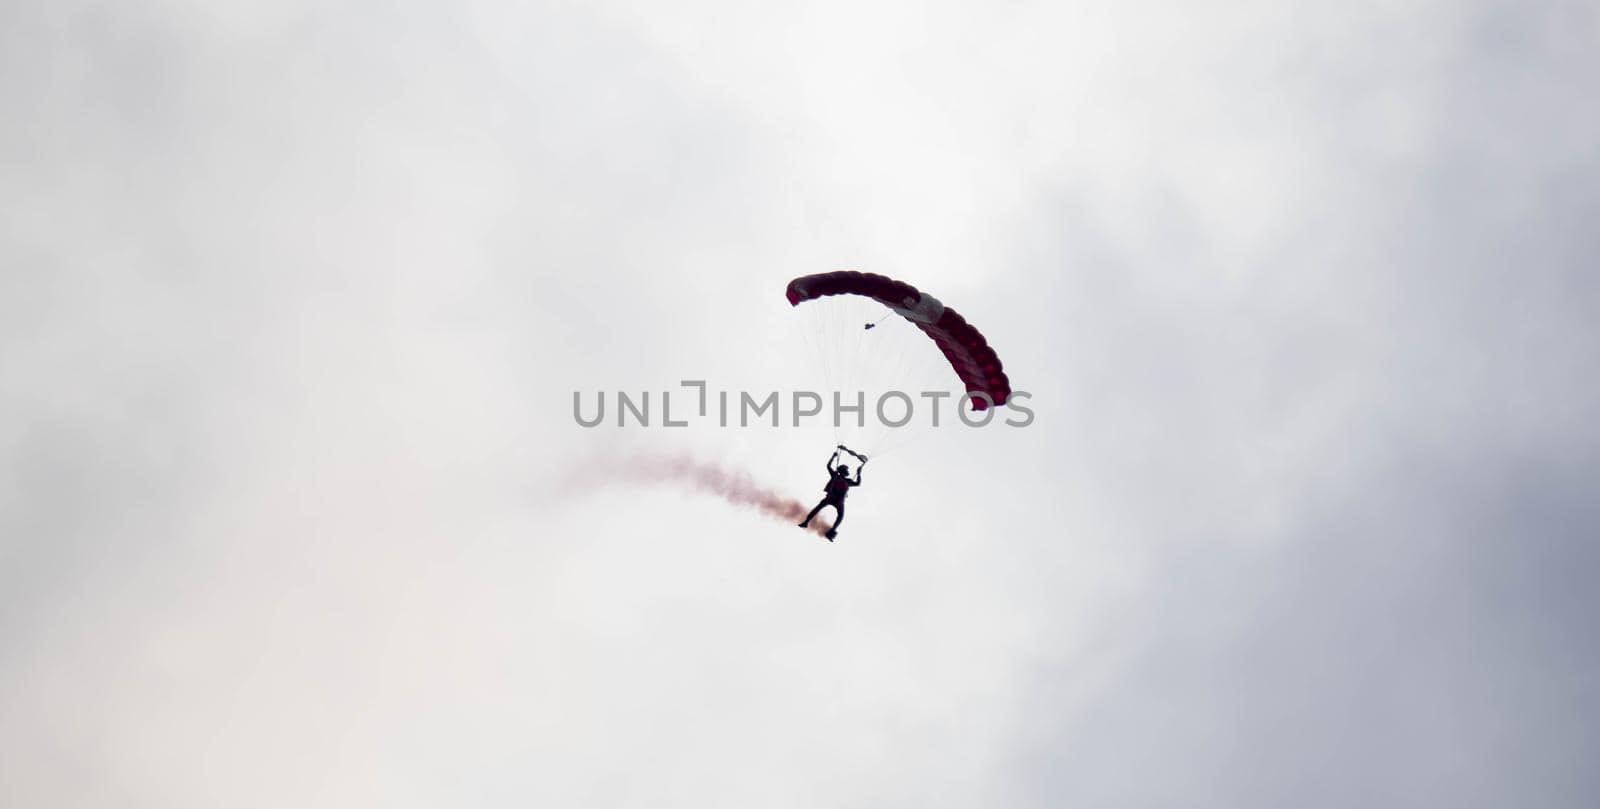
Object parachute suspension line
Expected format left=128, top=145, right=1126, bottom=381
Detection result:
left=823, top=299, right=845, bottom=445
left=824, top=298, right=845, bottom=444
left=854, top=309, right=893, bottom=450
left=845, top=298, right=871, bottom=406
left=828, top=297, right=860, bottom=426
left=834, top=297, right=863, bottom=444
left=797, top=305, right=830, bottom=433
left=881, top=315, right=919, bottom=390
left=867, top=314, right=947, bottom=455
left=842, top=300, right=872, bottom=446
left=867, top=415, right=938, bottom=458
left=800, top=295, right=846, bottom=446
left=819, top=295, right=878, bottom=450
left=837, top=300, right=857, bottom=445
left=877, top=302, right=934, bottom=450
left=805, top=296, right=951, bottom=455
left=852, top=298, right=897, bottom=447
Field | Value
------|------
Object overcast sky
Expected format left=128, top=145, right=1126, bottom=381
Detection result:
left=3, top=1, right=1598, bottom=806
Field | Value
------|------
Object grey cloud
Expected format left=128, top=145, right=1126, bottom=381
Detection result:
left=3, top=0, right=1597, bottom=806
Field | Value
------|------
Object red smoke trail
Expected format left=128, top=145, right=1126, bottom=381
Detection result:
left=567, top=454, right=834, bottom=538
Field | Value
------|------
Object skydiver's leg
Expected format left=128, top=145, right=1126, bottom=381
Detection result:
left=800, top=499, right=827, bottom=527
left=823, top=501, right=845, bottom=539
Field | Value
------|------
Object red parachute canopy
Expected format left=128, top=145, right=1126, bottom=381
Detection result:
left=786, top=271, right=1012, bottom=409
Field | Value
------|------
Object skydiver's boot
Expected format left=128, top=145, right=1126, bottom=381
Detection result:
left=825, top=529, right=837, bottom=541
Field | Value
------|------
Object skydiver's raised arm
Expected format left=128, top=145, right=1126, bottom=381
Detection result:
left=851, top=465, right=863, bottom=485
left=827, top=451, right=839, bottom=472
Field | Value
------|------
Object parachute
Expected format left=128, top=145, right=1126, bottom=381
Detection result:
left=786, top=271, right=1011, bottom=409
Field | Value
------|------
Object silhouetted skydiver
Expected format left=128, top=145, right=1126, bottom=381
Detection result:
left=799, top=446, right=865, bottom=541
